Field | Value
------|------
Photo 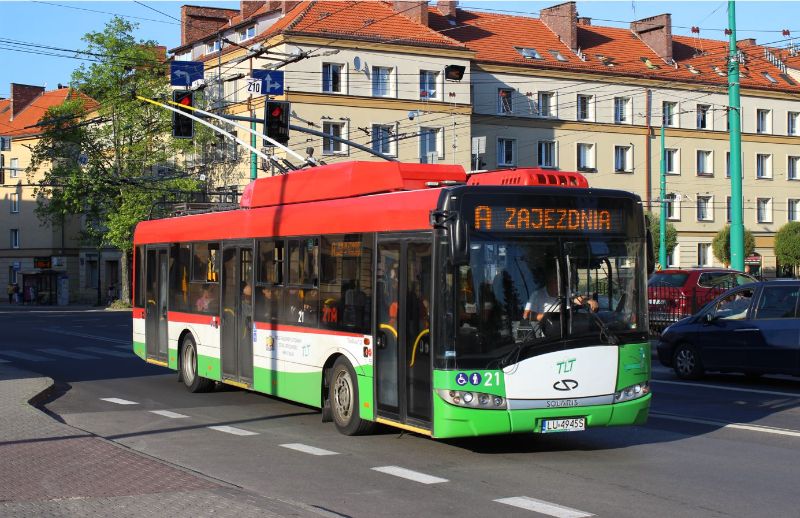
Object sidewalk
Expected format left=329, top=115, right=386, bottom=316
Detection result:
left=0, top=364, right=307, bottom=517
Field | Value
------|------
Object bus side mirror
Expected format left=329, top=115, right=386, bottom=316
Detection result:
left=645, top=227, right=655, bottom=274
left=431, top=210, right=469, bottom=266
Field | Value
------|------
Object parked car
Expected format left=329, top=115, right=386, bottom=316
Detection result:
left=648, top=268, right=757, bottom=333
left=656, top=280, right=800, bottom=379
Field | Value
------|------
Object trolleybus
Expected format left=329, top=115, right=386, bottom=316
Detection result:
left=132, top=161, right=652, bottom=438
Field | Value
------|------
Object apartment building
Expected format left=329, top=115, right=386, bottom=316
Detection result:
left=170, top=0, right=473, bottom=186
left=0, top=84, right=117, bottom=304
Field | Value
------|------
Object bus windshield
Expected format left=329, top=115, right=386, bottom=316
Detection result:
left=453, top=234, right=647, bottom=369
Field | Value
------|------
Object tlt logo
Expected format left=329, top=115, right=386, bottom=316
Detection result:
left=557, top=358, right=576, bottom=374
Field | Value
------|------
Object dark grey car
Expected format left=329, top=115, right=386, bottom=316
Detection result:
left=656, top=280, right=800, bottom=380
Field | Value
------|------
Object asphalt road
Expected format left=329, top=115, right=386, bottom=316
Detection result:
left=1, top=307, right=799, bottom=518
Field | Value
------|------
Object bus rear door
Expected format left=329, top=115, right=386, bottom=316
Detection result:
left=221, top=242, right=254, bottom=386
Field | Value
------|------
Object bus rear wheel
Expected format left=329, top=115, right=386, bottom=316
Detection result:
left=330, top=357, right=373, bottom=436
left=180, top=334, right=214, bottom=393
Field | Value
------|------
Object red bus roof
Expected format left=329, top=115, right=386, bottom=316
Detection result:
left=467, top=168, right=588, bottom=188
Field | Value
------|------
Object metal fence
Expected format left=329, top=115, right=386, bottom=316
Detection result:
left=648, top=280, right=739, bottom=335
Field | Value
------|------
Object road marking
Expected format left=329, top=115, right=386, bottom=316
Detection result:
left=371, top=466, right=448, bottom=484
left=650, top=412, right=800, bottom=438
left=280, top=443, right=339, bottom=456
left=652, top=379, right=800, bottom=398
left=207, top=425, right=258, bottom=436
left=100, top=398, right=138, bottom=405
left=494, top=497, right=594, bottom=517
left=37, top=348, right=99, bottom=360
left=150, top=410, right=189, bottom=419
left=46, top=328, right=129, bottom=345
left=0, top=358, right=9, bottom=363
left=77, top=346, right=132, bottom=358
left=0, top=351, right=53, bottom=362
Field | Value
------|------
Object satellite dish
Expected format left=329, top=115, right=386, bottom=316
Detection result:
left=353, top=56, right=361, bottom=71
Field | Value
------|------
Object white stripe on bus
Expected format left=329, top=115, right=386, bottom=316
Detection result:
left=494, top=497, right=594, bottom=517
left=280, top=443, right=339, bottom=456
left=371, top=466, right=448, bottom=484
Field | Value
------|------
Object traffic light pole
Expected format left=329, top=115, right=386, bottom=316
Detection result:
left=728, top=0, right=745, bottom=271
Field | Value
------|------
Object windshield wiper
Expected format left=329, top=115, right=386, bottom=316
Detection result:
left=581, top=305, right=620, bottom=345
left=491, top=320, right=557, bottom=368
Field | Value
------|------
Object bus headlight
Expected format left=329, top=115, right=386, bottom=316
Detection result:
left=438, top=389, right=506, bottom=409
left=614, top=382, right=650, bottom=403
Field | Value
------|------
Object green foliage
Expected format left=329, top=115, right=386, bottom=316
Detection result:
left=774, top=222, right=800, bottom=267
left=712, top=225, right=755, bottom=266
left=646, top=212, right=677, bottom=263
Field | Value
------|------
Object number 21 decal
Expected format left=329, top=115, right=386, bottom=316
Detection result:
left=483, top=372, right=501, bottom=387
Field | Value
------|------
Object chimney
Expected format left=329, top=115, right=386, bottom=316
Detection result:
left=180, top=5, right=236, bottom=46
left=10, top=83, right=45, bottom=121
left=577, top=16, right=591, bottom=26
left=241, top=1, right=265, bottom=19
left=631, top=13, right=673, bottom=63
left=437, top=0, right=458, bottom=19
left=539, top=2, right=578, bottom=52
left=737, top=38, right=757, bottom=47
left=393, top=1, right=429, bottom=26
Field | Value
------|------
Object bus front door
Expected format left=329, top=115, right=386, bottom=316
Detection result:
left=375, top=237, right=433, bottom=430
left=221, top=244, right=254, bottom=386
left=144, top=247, right=168, bottom=363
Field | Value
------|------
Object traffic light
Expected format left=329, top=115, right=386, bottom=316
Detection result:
left=172, top=90, right=194, bottom=139
left=264, top=100, right=290, bottom=146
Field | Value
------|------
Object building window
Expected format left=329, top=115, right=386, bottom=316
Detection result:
left=372, top=66, right=393, bottom=97
left=85, top=259, right=98, bottom=288
left=322, top=121, right=346, bottom=155
left=10, top=229, right=19, bottom=249
left=10, top=192, right=19, bottom=213
left=538, top=91, right=555, bottom=117
left=662, top=101, right=677, bottom=127
left=9, top=158, right=19, bottom=178
left=614, top=97, right=630, bottom=123
left=576, top=143, right=595, bottom=171
left=419, top=70, right=439, bottom=100
left=697, top=104, right=711, bottom=129
left=666, top=244, right=679, bottom=267
left=789, top=156, right=800, bottom=180
left=664, top=193, right=680, bottom=221
left=240, top=26, right=255, bottom=42
left=322, top=63, right=343, bottom=93
left=756, top=153, right=772, bottom=179
left=371, top=124, right=396, bottom=156
left=696, top=195, right=713, bottom=221
left=789, top=112, right=799, bottom=136
left=664, top=148, right=678, bottom=175
left=756, top=109, right=771, bottom=134
left=498, top=88, right=513, bottom=114
left=697, top=243, right=711, bottom=266
left=206, top=39, right=221, bottom=54
left=614, top=145, right=632, bottom=172
left=757, top=197, right=773, bottom=223
left=788, top=199, right=800, bottom=222
left=0, top=137, right=10, bottom=151
left=497, top=138, right=516, bottom=166
left=537, top=140, right=556, bottom=168
left=726, top=196, right=732, bottom=222
left=577, top=94, right=593, bottom=121
left=696, top=150, right=712, bottom=176
left=420, top=127, right=442, bottom=163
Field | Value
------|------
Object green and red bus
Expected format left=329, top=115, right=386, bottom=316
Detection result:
left=132, top=161, right=652, bottom=438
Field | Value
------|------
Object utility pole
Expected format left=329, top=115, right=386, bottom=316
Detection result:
left=659, top=118, right=667, bottom=269
left=249, top=56, right=258, bottom=181
left=728, top=0, right=745, bottom=270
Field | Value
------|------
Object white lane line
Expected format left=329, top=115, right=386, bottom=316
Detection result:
left=207, top=425, right=258, bottom=436
left=77, top=346, right=132, bottom=358
left=100, top=397, right=138, bottom=405
left=0, top=358, right=10, bottom=363
left=280, top=443, right=339, bottom=456
left=37, top=348, right=100, bottom=360
left=0, top=351, right=54, bottom=362
left=150, top=410, right=189, bottom=419
left=650, top=412, right=800, bottom=438
left=494, top=497, right=594, bottom=518
left=652, top=379, right=800, bottom=398
left=371, top=466, right=448, bottom=484
left=46, top=328, right=129, bottom=345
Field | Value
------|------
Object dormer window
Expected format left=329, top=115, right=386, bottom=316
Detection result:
left=240, top=26, right=256, bottom=42
left=515, top=47, right=542, bottom=60
left=206, top=39, right=221, bottom=55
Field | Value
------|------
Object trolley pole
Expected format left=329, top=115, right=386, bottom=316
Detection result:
left=659, top=119, right=667, bottom=269
left=728, top=0, right=745, bottom=271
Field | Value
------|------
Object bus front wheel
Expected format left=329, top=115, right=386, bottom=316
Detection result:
left=330, top=357, right=373, bottom=435
left=180, top=334, right=214, bottom=393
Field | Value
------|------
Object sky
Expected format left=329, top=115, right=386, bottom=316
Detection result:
left=1, top=1, right=799, bottom=96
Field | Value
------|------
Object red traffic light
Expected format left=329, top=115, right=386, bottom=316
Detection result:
left=271, top=106, right=283, bottom=117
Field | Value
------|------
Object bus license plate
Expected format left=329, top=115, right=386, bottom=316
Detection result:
left=541, top=417, right=585, bottom=433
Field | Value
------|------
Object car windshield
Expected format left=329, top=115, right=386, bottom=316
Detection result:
left=453, top=235, right=647, bottom=369
left=648, top=272, right=688, bottom=288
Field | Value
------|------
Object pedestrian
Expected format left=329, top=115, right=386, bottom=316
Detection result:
left=106, top=284, right=116, bottom=305
left=13, top=284, right=20, bottom=304
left=7, top=283, right=13, bottom=304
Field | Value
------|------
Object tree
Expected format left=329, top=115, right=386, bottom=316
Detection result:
left=774, top=222, right=800, bottom=277
left=712, top=225, right=755, bottom=267
left=28, top=17, right=204, bottom=304
left=646, top=212, right=677, bottom=266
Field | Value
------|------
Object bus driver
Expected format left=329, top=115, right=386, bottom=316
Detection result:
left=522, top=269, right=598, bottom=323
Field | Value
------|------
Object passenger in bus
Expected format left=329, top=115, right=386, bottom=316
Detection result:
left=195, top=285, right=214, bottom=313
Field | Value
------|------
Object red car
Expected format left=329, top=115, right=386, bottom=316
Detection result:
left=648, top=268, right=757, bottom=332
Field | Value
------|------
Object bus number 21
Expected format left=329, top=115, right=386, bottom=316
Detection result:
left=484, top=372, right=500, bottom=387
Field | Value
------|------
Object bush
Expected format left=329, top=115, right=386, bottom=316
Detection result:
left=646, top=212, right=677, bottom=264
left=107, top=299, right=132, bottom=310
left=712, top=225, right=755, bottom=266
left=775, top=222, right=800, bottom=274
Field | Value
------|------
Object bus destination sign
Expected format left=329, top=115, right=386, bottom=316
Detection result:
left=472, top=205, right=622, bottom=232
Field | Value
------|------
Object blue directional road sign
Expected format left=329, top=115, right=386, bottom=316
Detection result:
left=253, top=69, right=284, bottom=95
left=170, top=61, right=204, bottom=88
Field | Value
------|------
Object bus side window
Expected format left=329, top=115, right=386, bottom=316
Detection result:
left=171, top=244, right=191, bottom=312
left=320, top=235, right=372, bottom=333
